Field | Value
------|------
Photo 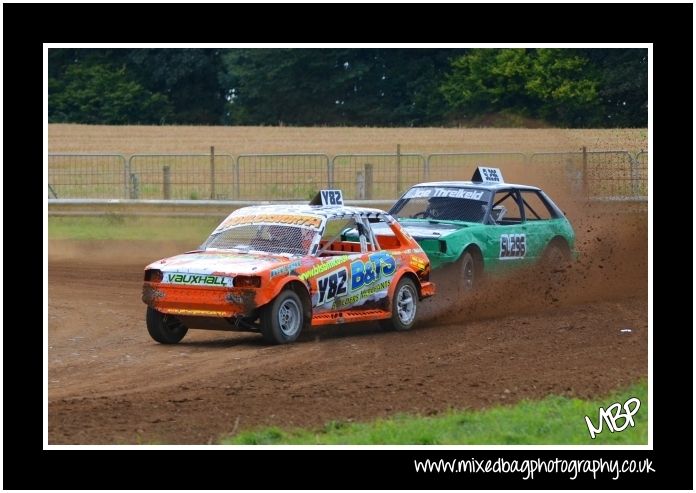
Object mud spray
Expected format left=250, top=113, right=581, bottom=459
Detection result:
left=420, top=167, right=648, bottom=325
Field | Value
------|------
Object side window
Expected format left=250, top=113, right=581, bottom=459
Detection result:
left=368, top=217, right=403, bottom=250
left=491, top=191, right=522, bottom=225
left=520, top=191, right=555, bottom=220
left=318, top=217, right=374, bottom=255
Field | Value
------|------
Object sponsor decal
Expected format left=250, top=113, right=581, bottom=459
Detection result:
left=317, top=267, right=348, bottom=305
left=405, top=188, right=484, bottom=200
left=433, top=188, right=484, bottom=200
left=163, top=272, right=233, bottom=287
left=359, top=279, right=391, bottom=298
left=166, top=308, right=228, bottom=316
left=410, top=256, right=426, bottom=271
left=218, top=213, right=322, bottom=231
left=499, top=234, right=526, bottom=259
left=350, top=252, right=396, bottom=291
left=270, top=260, right=302, bottom=278
left=332, top=279, right=391, bottom=309
left=332, top=293, right=360, bottom=308
left=298, top=255, right=349, bottom=281
left=404, top=248, right=424, bottom=255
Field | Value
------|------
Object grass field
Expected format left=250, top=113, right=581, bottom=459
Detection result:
left=222, top=381, right=648, bottom=445
left=49, top=124, right=648, bottom=155
left=48, top=215, right=221, bottom=241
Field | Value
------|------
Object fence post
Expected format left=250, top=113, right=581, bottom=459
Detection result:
left=235, top=157, right=241, bottom=200
left=364, top=163, right=373, bottom=200
left=629, top=153, right=639, bottom=196
left=210, top=146, right=216, bottom=199
left=581, top=146, right=588, bottom=198
left=130, top=173, right=140, bottom=199
left=123, top=155, right=129, bottom=199
left=396, top=144, right=402, bottom=196
left=327, top=157, right=334, bottom=188
left=163, top=165, right=171, bottom=200
left=356, top=170, right=365, bottom=199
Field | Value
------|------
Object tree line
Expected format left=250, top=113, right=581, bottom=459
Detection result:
left=48, top=48, right=647, bottom=128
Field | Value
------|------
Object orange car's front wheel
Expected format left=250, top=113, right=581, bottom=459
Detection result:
left=146, top=307, right=188, bottom=344
left=261, top=290, right=304, bottom=344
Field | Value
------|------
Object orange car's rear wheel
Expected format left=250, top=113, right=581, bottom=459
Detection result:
left=380, top=277, right=418, bottom=332
left=146, top=307, right=188, bottom=344
left=261, top=290, right=304, bottom=344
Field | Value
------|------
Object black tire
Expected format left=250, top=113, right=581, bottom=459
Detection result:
left=456, top=251, right=478, bottom=293
left=146, top=307, right=188, bottom=344
left=542, top=240, right=571, bottom=267
left=380, top=277, right=418, bottom=331
left=261, top=290, right=304, bottom=344
left=540, top=240, right=571, bottom=289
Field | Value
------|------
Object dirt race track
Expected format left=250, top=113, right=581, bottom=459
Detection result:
left=48, top=206, right=648, bottom=444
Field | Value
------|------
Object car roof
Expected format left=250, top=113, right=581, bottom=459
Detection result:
left=412, top=181, right=541, bottom=192
left=233, top=204, right=388, bottom=219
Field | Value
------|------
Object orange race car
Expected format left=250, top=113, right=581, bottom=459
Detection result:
left=142, top=190, right=435, bottom=344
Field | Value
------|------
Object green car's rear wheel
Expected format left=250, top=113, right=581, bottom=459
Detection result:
left=540, top=239, right=571, bottom=290
left=542, top=240, right=571, bottom=266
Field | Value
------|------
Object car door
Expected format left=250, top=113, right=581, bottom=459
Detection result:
left=339, top=216, right=398, bottom=313
left=485, top=188, right=533, bottom=270
left=311, top=216, right=364, bottom=313
left=518, top=189, right=561, bottom=261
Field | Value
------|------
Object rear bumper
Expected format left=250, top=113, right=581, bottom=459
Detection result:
left=419, top=281, right=436, bottom=299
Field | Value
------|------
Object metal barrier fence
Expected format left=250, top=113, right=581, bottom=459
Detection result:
left=48, top=149, right=649, bottom=201
left=331, top=153, right=425, bottom=199
left=426, top=152, right=527, bottom=182
left=528, top=150, right=643, bottom=199
left=634, top=151, right=648, bottom=196
left=127, top=153, right=235, bottom=200
left=236, top=154, right=330, bottom=201
left=48, top=154, right=128, bottom=198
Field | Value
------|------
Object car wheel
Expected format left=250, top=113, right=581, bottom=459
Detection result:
left=146, top=307, right=188, bottom=344
left=261, top=290, right=304, bottom=344
left=542, top=241, right=571, bottom=267
left=380, top=277, right=418, bottom=331
left=540, top=240, right=571, bottom=288
left=457, top=251, right=477, bottom=293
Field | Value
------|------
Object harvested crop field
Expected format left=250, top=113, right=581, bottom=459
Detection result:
left=48, top=124, right=647, bottom=154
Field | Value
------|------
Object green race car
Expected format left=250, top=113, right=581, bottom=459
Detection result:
left=384, top=167, right=576, bottom=291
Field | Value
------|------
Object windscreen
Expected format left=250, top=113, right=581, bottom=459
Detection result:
left=390, top=186, right=492, bottom=223
left=201, top=224, right=317, bottom=256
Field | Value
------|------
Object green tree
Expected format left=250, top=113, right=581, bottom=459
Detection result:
left=576, top=48, right=647, bottom=127
left=440, top=48, right=600, bottom=126
left=220, top=48, right=464, bottom=126
left=48, top=48, right=646, bottom=127
left=49, top=63, right=172, bottom=124
left=220, top=48, right=351, bottom=125
left=126, top=49, right=225, bottom=124
left=48, top=48, right=223, bottom=124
